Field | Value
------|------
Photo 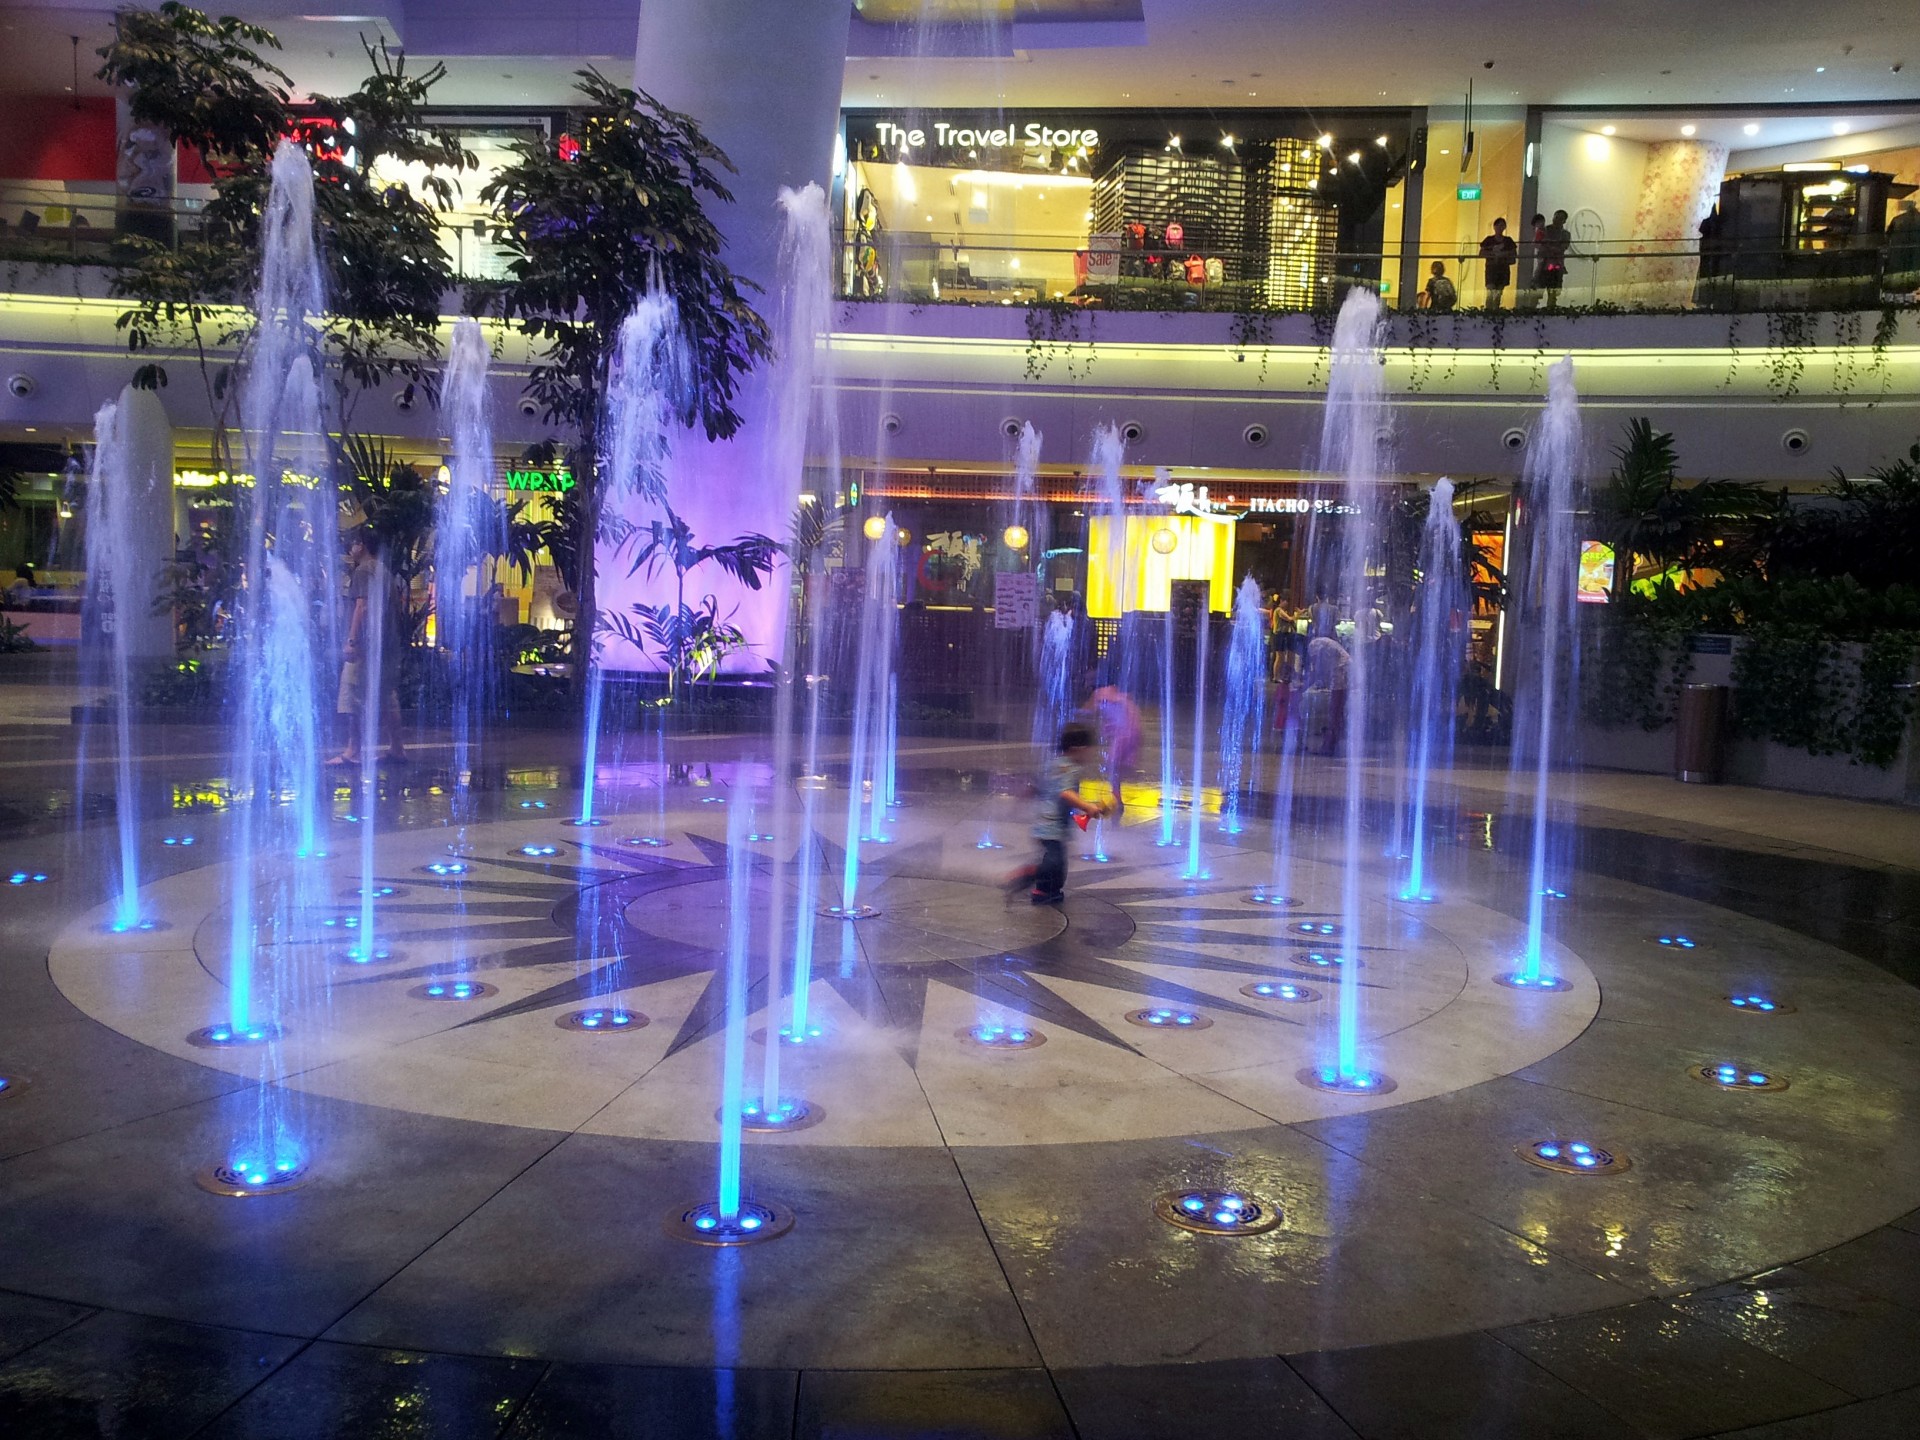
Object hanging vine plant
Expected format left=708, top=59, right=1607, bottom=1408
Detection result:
left=1831, top=309, right=1862, bottom=403
left=1485, top=308, right=1507, bottom=391
left=1230, top=307, right=1275, bottom=384
left=1763, top=310, right=1816, bottom=401
left=1721, top=314, right=1743, bottom=391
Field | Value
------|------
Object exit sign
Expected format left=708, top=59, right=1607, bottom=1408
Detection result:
left=1457, top=183, right=1482, bottom=201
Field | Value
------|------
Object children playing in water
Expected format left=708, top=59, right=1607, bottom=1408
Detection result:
left=1006, top=721, right=1113, bottom=904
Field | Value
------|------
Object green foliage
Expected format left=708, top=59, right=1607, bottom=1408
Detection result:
left=1582, top=616, right=1694, bottom=732
left=98, top=2, right=291, bottom=172
left=99, top=9, right=472, bottom=450
left=473, top=68, right=769, bottom=445
left=1728, top=625, right=1918, bottom=767
left=0, top=615, right=39, bottom=653
left=614, top=501, right=780, bottom=689
left=1593, top=418, right=1773, bottom=604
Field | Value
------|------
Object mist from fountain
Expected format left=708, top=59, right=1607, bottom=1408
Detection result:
left=1400, top=478, right=1466, bottom=903
left=1219, top=574, right=1267, bottom=837
left=1180, top=598, right=1212, bottom=880
left=437, top=318, right=502, bottom=829
left=1314, top=287, right=1391, bottom=1086
left=82, top=398, right=152, bottom=931
left=839, top=517, right=900, bottom=911
left=1511, top=360, right=1586, bottom=984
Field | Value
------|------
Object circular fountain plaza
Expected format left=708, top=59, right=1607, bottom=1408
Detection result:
left=8, top=758, right=1920, bottom=1416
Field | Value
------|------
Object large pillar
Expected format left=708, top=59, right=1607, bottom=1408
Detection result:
left=618, top=0, right=848, bottom=671
left=117, top=383, right=176, bottom=662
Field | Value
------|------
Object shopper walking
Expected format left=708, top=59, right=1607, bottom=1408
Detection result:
left=330, top=528, right=408, bottom=767
left=1478, top=217, right=1517, bottom=308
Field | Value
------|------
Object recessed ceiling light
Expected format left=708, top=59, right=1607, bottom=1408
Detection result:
left=1744, top=122, right=1761, bottom=135
left=1601, top=125, right=1616, bottom=136
left=1833, top=121, right=1851, bottom=134
left=1680, top=124, right=1696, bottom=136
left=1438, top=148, right=1451, bottom=155
left=1816, top=65, right=1826, bottom=73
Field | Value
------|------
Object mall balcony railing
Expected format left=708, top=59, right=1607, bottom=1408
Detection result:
left=0, top=180, right=519, bottom=281
left=841, top=230, right=1920, bottom=316
left=4, top=182, right=1914, bottom=319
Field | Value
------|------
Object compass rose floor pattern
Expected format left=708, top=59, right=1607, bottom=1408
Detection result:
left=6, top=773, right=1920, bottom=1436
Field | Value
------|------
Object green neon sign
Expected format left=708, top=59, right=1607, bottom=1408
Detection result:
left=505, top=466, right=574, bottom=492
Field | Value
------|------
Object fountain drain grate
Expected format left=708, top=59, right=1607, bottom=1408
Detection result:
left=409, top=980, right=497, bottom=1002
left=1155, top=1188, right=1282, bottom=1236
left=751, top=1024, right=827, bottom=1047
left=664, top=1198, right=794, bottom=1246
left=1729, top=994, right=1794, bottom=1014
left=558, top=1008, right=646, bottom=1032
left=1246, top=892, right=1302, bottom=908
left=821, top=903, right=880, bottom=920
left=959, top=1023, right=1045, bottom=1050
left=1242, top=980, right=1320, bottom=1003
left=1517, top=1140, right=1629, bottom=1175
left=1494, top=971, right=1574, bottom=992
left=723, top=1098, right=824, bottom=1133
left=1693, top=1062, right=1789, bottom=1092
left=1126, top=1007, right=1213, bottom=1031
left=1298, top=1066, right=1398, bottom=1096
left=188, top=1022, right=281, bottom=1049
left=0, top=1073, right=27, bottom=1099
left=195, top=1159, right=311, bottom=1198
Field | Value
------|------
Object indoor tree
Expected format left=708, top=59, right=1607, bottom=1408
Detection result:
left=1593, top=417, right=1774, bottom=606
left=472, top=68, right=771, bottom=691
left=98, top=5, right=474, bottom=461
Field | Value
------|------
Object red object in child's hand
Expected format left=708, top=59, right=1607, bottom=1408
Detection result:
left=1074, top=813, right=1091, bottom=831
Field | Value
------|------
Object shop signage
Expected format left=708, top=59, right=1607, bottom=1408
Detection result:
left=1247, top=496, right=1360, bottom=516
left=871, top=119, right=1099, bottom=153
left=505, top=466, right=574, bottom=492
left=1153, top=481, right=1239, bottom=520
left=1456, top=183, right=1482, bottom=201
left=1088, top=232, right=1121, bottom=282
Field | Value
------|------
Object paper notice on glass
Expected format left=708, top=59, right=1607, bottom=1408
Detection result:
left=1088, top=232, right=1121, bottom=282
left=994, top=571, right=1039, bottom=630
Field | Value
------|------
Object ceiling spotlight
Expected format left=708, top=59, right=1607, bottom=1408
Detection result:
left=1681, top=124, right=1697, bottom=136
left=1816, top=65, right=1826, bottom=73
left=1168, top=134, right=1181, bottom=148
left=1744, top=122, right=1761, bottom=135
left=1347, top=150, right=1361, bottom=163
left=1833, top=121, right=1851, bottom=134
left=1317, top=133, right=1333, bottom=148
left=1375, top=134, right=1389, bottom=147
left=1601, top=125, right=1617, bottom=136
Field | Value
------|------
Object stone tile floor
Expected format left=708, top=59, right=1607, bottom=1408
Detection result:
left=2, top=721, right=1919, bottom=1437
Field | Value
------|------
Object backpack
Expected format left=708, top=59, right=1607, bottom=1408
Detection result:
left=1428, top=274, right=1457, bottom=309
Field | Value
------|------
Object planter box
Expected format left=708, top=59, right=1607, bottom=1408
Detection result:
left=1580, top=720, right=1916, bottom=805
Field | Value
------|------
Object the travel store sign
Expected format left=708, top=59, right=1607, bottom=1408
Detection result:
left=864, top=117, right=1099, bottom=157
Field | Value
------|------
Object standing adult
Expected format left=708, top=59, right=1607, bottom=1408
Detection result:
left=1478, top=217, right=1518, bottom=309
left=1540, top=210, right=1573, bottom=309
left=330, top=528, right=408, bottom=767
left=1519, top=212, right=1547, bottom=310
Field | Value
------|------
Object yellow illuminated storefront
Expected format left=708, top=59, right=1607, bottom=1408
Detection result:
left=1084, top=510, right=1236, bottom=617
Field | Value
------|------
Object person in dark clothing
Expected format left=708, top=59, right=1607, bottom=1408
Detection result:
left=1520, top=212, right=1547, bottom=309
left=1540, top=210, right=1572, bottom=308
left=1007, top=722, right=1111, bottom=904
left=1478, top=217, right=1518, bottom=308
left=1421, top=260, right=1458, bottom=312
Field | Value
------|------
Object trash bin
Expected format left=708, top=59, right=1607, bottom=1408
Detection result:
left=1674, top=683, right=1729, bottom=784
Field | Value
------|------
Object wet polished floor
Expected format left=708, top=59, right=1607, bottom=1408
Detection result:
left=3, top=708, right=1920, bottom=1438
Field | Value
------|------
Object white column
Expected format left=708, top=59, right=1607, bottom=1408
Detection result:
left=622, top=0, right=848, bottom=669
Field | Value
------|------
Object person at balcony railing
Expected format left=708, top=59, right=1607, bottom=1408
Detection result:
left=1518, top=213, right=1546, bottom=310
left=1889, top=199, right=1920, bottom=292
left=1539, top=211, right=1572, bottom=309
left=1419, top=260, right=1457, bottom=312
left=1478, top=218, right=1517, bottom=309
